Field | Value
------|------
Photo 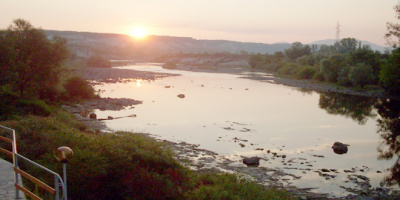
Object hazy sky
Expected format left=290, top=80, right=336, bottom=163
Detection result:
left=1, top=0, right=398, bottom=46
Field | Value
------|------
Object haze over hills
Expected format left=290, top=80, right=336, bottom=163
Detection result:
left=45, top=30, right=389, bottom=60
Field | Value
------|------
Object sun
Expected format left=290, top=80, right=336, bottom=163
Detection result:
left=130, top=27, right=147, bottom=38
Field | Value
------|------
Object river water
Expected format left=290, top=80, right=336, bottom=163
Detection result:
left=91, top=63, right=400, bottom=197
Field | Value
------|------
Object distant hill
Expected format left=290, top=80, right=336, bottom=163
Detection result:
left=44, top=30, right=389, bottom=60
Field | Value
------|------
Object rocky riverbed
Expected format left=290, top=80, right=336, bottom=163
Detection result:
left=66, top=66, right=399, bottom=199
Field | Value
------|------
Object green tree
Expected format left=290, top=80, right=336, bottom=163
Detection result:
left=349, top=46, right=384, bottom=79
left=3, top=19, right=68, bottom=98
left=380, top=48, right=400, bottom=95
left=320, top=54, right=348, bottom=82
left=284, top=42, right=311, bottom=61
left=335, top=38, right=358, bottom=54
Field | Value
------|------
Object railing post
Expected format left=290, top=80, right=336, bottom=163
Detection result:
left=11, top=129, right=20, bottom=199
left=55, top=176, right=60, bottom=200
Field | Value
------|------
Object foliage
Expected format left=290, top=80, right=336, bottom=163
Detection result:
left=335, top=38, right=358, bottom=54
left=348, top=47, right=384, bottom=78
left=296, top=66, right=317, bottom=79
left=184, top=173, right=294, bottom=200
left=1, top=19, right=69, bottom=98
left=385, top=3, right=400, bottom=48
left=1, top=115, right=190, bottom=199
left=380, top=48, right=400, bottom=95
left=63, top=76, right=97, bottom=100
left=312, top=71, right=325, bottom=82
left=248, top=54, right=263, bottom=69
left=320, top=54, right=348, bottom=82
left=348, top=63, right=375, bottom=88
left=86, top=55, right=112, bottom=68
left=284, top=42, right=311, bottom=61
left=277, top=63, right=299, bottom=76
left=337, top=66, right=351, bottom=86
left=0, top=90, right=53, bottom=120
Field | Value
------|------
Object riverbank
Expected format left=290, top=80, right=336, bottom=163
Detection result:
left=174, top=65, right=386, bottom=98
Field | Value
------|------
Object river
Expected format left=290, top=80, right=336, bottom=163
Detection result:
left=91, top=63, right=400, bottom=198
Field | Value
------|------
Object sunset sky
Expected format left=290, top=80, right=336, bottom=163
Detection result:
left=1, top=0, right=398, bottom=46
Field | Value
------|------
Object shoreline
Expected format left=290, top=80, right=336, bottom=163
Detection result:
left=174, top=65, right=387, bottom=98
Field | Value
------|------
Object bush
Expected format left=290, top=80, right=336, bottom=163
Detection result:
left=337, top=66, right=351, bottom=86
left=86, top=55, right=112, bottom=68
left=349, top=63, right=375, bottom=88
left=162, top=61, right=178, bottom=69
left=185, top=173, right=293, bottom=199
left=312, top=71, right=325, bottom=82
left=0, top=90, right=53, bottom=120
left=277, top=63, right=299, bottom=76
left=64, top=76, right=96, bottom=100
left=296, top=67, right=316, bottom=79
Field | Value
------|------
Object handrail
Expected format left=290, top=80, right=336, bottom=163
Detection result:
left=0, top=125, right=67, bottom=200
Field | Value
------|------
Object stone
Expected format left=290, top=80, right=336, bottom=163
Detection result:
left=332, top=142, right=349, bottom=154
left=177, top=94, right=185, bottom=98
left=243, top=157, right=261, bottom=167
left=107, top=116, right=114, bottom=120
left=89, top=113, right=97, bottom=119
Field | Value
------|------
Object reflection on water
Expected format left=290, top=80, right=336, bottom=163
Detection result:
left=376, top=98, right=400, bottom=187
left=318, top=92, right=377, bottom=125
left=92, top=64, right=400, bottom=197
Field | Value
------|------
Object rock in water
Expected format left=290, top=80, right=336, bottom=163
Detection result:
left=243, top=157, right=261, bottom=167
left=332, top=142, right=349, bottom=154
left=89, top=113, right=97, bottom=119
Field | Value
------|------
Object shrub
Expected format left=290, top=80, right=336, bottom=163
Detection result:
left=0, top=91, right=53, bottom=120
left=337, top=66, right=351, bottom=86
left=312, top=71, right=325, bottom=82
left=64, top=76, right=96, bottom=100
left=349, top=63, right=375, bottom=88
left=162, top=61, right=178, bottom=69
left=86, top=55, right=112, bottom=68
left=185, top=173, right=293, bottom=199
left=296, top=67, right=317, bottom=79
left=277, top=63, right=299, bottom=75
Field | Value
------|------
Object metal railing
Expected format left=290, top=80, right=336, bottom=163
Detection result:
left=0, top=125, right=67, bottom=200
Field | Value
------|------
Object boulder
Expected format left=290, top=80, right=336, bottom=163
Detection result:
left=89, top=113, right=97, bottom=119
left=242, top=157, right=261, bottom=167
left=177, top=94, right=185, bottom=98
left=332, top=142, right=349, bottom=154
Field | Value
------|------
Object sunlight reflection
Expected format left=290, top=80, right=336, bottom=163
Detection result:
left=136, top=79, right=142, bottom=87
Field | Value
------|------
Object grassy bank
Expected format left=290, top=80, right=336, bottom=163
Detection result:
left=0, top=100, right=295, bottom=199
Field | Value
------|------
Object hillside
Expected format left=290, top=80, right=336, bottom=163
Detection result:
left=45, top=30, right=388, bottom=61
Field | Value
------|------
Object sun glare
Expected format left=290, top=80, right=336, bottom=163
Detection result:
left=130, top=27, right=147, bottom=38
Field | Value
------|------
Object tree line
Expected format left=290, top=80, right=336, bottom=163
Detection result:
left=249, top=4, right=400, bottom=96
left=248, top=38, right=396, bottom=92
